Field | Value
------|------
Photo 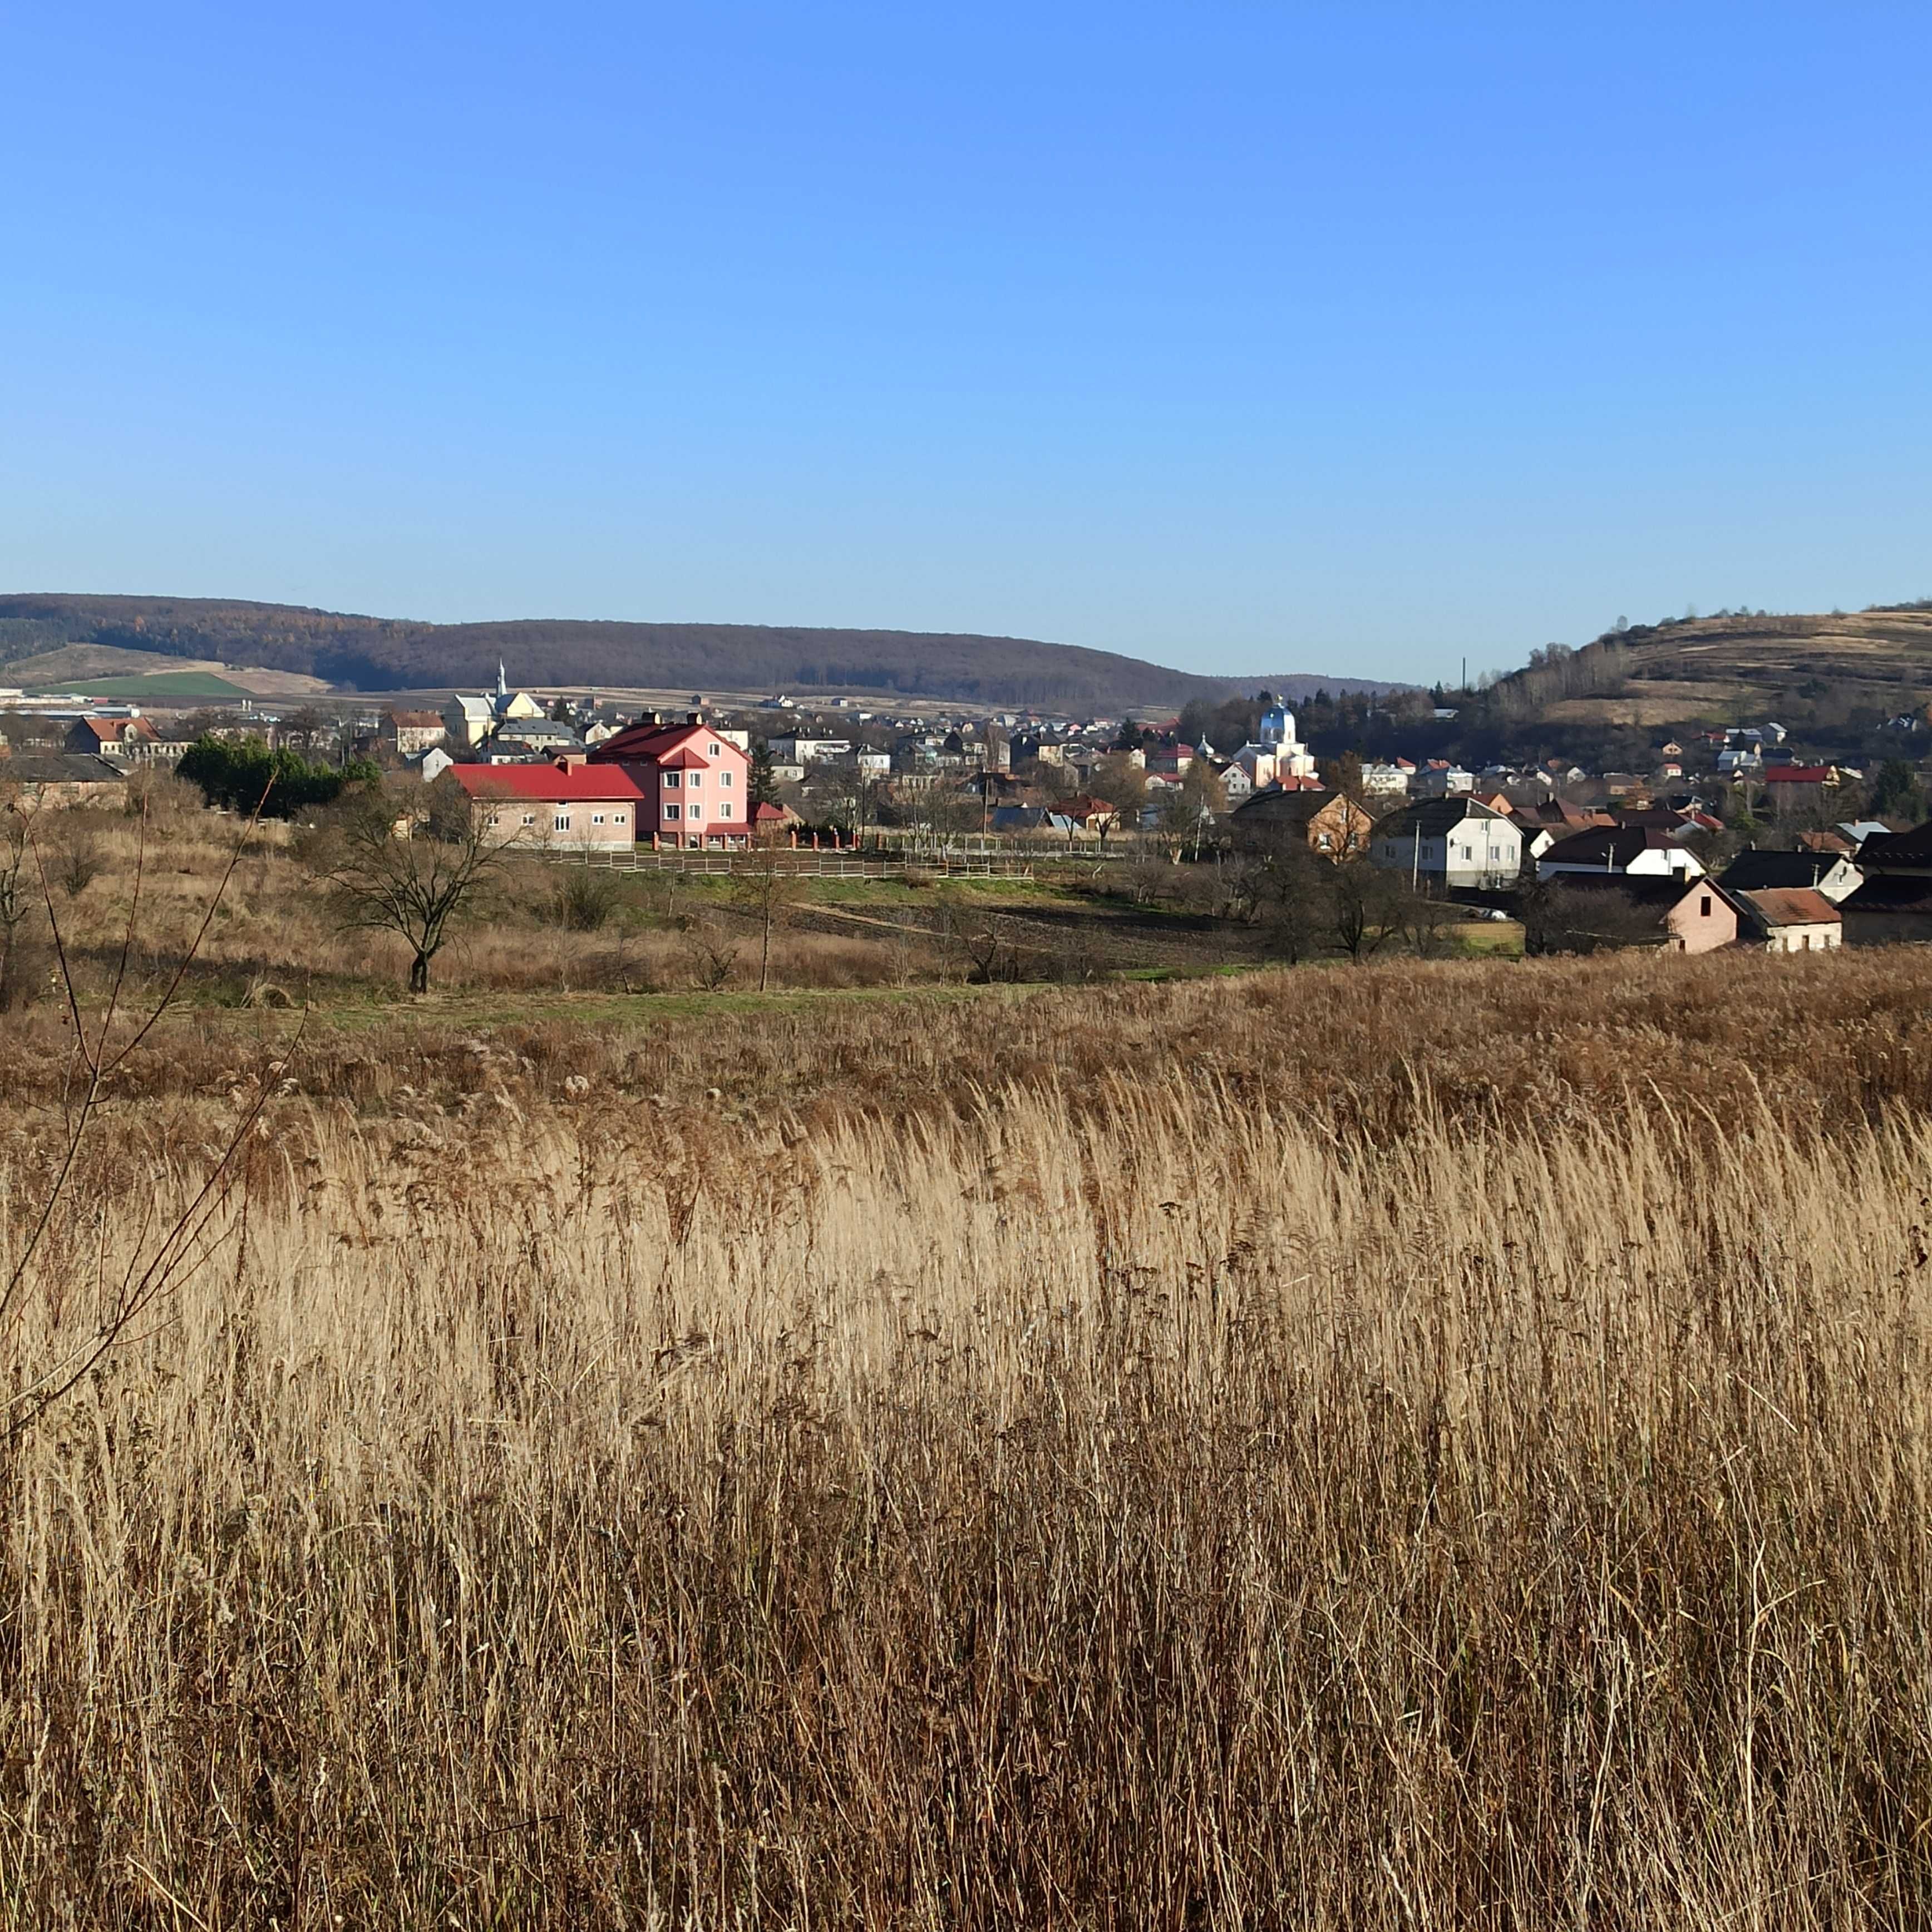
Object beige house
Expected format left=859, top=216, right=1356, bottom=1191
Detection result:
left=382, top=709, right=447, bottom=756
left=1230, top=786, right=1380, bottom=859
left=452, top=757, right=645, bottom=852
left=1661, top=879, right=1739, bottom=953
left=67, top=716, right=164, bottom=760
left=1734, top=886, right=1843, bottom=953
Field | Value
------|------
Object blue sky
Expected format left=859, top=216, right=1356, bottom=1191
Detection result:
left=2, top=2, right=1929, bottom=682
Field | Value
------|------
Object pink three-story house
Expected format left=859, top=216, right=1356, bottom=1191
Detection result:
left=590, top=712, right=753, bottom=849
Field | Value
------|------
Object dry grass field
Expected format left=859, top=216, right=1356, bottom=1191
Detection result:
left=8, top=809, right=1932, bottom=1923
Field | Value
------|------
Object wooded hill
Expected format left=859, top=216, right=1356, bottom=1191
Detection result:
left=0, top=593, right=1338, bottom=711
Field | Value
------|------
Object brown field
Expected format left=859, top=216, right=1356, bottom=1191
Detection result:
left=8, top=810, right=1932, bottom=1922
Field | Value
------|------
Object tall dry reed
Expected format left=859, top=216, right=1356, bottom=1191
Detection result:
left=2, top=1067, right=1930, bottom=1925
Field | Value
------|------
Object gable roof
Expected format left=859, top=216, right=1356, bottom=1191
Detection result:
left=1735, top=886, right=1841, bottom=928
left=1719, top=849, right=1854, bottom=895
left=3, top=754, right=126, bottom=786
left=590, top=717, right=746, bottom=765
left=1839, top=875, right=1932, bottom=915
left=1377, top=797, right=1513, bottom=840
left=1536, top=826, right=1683, bottom=868
left=1856, top=821, right=1932, bottom=869
left=1230, top=786, right=1368, bottom=826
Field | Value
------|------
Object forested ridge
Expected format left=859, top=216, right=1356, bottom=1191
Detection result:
left=0, top=593, right=1265, bottom=707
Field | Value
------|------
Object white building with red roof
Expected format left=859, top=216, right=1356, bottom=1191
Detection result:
left=590, top=711, right=754, bottom=849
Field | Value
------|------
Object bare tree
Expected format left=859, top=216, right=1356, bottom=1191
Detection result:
left=1331, top=856, right=1404, bottom=963
left=0, top=795, right=41, bottom=1010
left=684, top=919, right=741, bottom=990
left=318, top=780, right=517, bottom=993
left=51, top=824, right=103, bottom=900
left=732, top=844, right=806, bottom=993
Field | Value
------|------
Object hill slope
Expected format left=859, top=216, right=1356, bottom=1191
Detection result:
left=1482, top=606, right=1932, bottom=731
left=0, top=593, right=1343, bottom=711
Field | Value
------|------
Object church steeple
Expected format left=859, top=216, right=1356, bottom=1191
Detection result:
left=496, top=661, right=509, bottom=707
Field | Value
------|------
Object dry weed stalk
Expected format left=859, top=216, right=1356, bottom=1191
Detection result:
left=0, top=787, right=295, bottom=1441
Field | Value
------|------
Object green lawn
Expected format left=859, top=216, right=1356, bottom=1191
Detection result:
left=27, top=671, right=252, bottom=699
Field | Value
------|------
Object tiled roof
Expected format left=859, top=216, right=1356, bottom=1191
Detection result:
left=1736, top=886, right=1840, bottom=928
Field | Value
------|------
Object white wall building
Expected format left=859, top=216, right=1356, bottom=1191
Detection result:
left=1372, top=799, right=1522, bottom=890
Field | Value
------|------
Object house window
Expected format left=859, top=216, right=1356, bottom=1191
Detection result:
left=719, top=801, right=732, bottom=819
left=592, top=813, right=605, bottom=825
left=663, top=771, right=679, bottom=787
left=520, top=812, right=536, bottom=826
left=719, top=771, right=733, bottom=787
left=613, top=812, right=626, bottom=825
left=1700, top=896, right=1712, bottom=917
left=554, top=814, right=570, bottom=832
left=687, top=772, right=701, bottom=787
left=709, top=743, right=721, bottom=756
left=664, top=804, right=679, bottom=821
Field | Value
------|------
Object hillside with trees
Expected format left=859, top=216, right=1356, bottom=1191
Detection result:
left=0, top=593, right=1386, bottom=711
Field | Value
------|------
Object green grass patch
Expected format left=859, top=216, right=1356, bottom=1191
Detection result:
left=28, top=671, right=252, bottom=698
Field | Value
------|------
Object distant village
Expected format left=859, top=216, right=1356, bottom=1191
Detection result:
left=6, top=663, right=1932, bottom=954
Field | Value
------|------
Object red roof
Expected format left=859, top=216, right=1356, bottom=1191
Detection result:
left=591, top=718, right=748, bottom=766
left=452, top=764, right=646, bottom=803
left=1765, top=766, right=1836, bottom=784
left=1738, top=886, right=1840, bottom=927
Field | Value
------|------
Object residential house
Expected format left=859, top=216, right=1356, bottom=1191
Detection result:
left=1797, top=827, right=1858, bottom=857
left=1762, top=765, right=1843, bottom=816
left=1545, top=875, right=1739, bottom=954
left=1833, top=820, right=1895, bottom=850
left=0, top=754, right=127, bottom=806
left=1372, top=799, right=1522, bottom=889
left=1536, top=827, right=1705, bottom=882
left=1229, top=787, right=1379, bottom=859
left=1846, top=820, right=1932, bottom=879
left=1733, top=887, right=1843, bottom=953
left=1409, top=761, right=1475, bottom=799
left=382, top=709, right=447, bottom=757
left=590, top=712, right=755, bottom=849
left=770, top=736, right=851, bottom=764
left=1717, top=849, right=1862, bottom=905
left=1839, top=876, right=1932, bottom=946
left=1057, top=795, right=1122, bottom=836
left=1358, top=761, right=1411, bottom=796
left=452, top=758, right=645, bottom=852
left=66, top=715, right=160, bottom=760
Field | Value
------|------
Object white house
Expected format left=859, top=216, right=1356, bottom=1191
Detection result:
left=1410, top=763, right=1476, bottom=800
left=770, top=736, right=851, bottom=764
left=1537, top=827, right=1706, bottom=881
left=1372, top=799, right=1523, bottom=890
left=1359, top=762, right=1411, bottom=796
